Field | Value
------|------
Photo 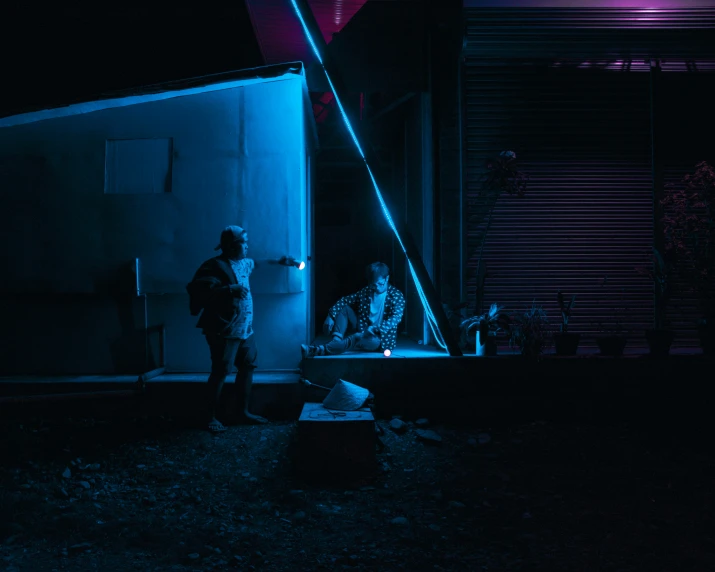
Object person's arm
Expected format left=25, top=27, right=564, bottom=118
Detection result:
left=253, top=256, right=302, bottom=270
left=328, top=290, right=360, bottom=319
left=375, top=289, right=406, bottom=335
left=186, top=261, right=233, bottom=307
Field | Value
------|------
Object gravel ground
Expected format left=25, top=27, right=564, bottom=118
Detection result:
left=1, top=409, right=714, bottom=572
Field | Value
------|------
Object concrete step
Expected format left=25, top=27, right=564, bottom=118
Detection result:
left=0, top=371, right=304, bottom=420
left=0, top=371, right=301, bottom=386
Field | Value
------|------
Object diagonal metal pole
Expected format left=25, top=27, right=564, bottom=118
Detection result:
left=291, top=0, right=462, bottom=356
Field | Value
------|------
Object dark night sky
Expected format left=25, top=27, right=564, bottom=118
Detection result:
left=0, top=3, right=264, bottom=117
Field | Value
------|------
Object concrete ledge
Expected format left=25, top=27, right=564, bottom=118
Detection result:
left=2, top=355, right=713, bottom=426
left=0, top=372, right=304, bottom=421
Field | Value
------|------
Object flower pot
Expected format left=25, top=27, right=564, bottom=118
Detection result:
left=521, top=339, right=543, bottom=357
left=475, top=326, right=498, bottom=356
left=485, top=335, right=498, bottom=356
left=645, top=329, right=675, bottom=357
left=553, top=332, right=580, bottom=356
left=475, top=331, right=486, bottom=356
left=698, top=323, right=715, bottom=355
left=596, top=336, right=627, bottom=357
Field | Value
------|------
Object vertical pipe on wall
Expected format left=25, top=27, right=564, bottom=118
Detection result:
left=428, top=12, right=441, bottom=303
left=422, top=92, right=434, bottom=346
left=135, top=257, right=150, bottom=372
left=133, top=257, right=149, bottom=371
left=650, top=59, right=664, bottom=330
left=134, top=257, right=141, bottom=297
left=458, top=39, right=466, bottom=305
left=143, top=294, right=149, bottom=372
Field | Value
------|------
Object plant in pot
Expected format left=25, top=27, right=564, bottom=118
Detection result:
left=444, top=300, right=470, bottom=345
left=471, top=150, right=529, bottom=323
left=595, top=299, right=629, bottom=357
left=660, top=160, right=715, bottom=354
left=635, top=247, right=675, bottom=356
left=595, top=320, right=628, bottom=357
left=460, top=303, right=511, bottom=356
left=553, top=290, right=579, bottom=356
left=480, top=150, right=529, bottom=198
left=508, top=301, right=550, bottom=357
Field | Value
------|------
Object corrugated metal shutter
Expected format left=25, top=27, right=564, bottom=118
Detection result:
left=463, top=8, right=715, bottom=62
left=463, top=8, right=715, bottom=352
left=465, top=64, right=653, bottom=351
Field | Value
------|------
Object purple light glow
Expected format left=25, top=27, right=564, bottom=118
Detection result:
left=463, top=1, right=715, bottom=8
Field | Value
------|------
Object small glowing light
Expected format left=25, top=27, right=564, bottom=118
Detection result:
left=383, top=349, right=391, bottom=357
left=298, top=261, right=306, bottom=270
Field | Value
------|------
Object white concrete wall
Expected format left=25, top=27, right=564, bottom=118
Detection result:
left=0, top=77, right=312, bottom=373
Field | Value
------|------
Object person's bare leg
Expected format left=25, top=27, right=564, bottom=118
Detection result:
left=234, top=368, right=267, bottom=424
left=206, top=372, right=228, bottom=432
left=205, top=335, right=239, bottom=432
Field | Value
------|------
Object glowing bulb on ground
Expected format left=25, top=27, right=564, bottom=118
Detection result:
left=383, top=349, right=391, bottom=357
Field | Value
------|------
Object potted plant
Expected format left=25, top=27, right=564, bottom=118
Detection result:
left=460, top=303, right=511, bottom=356
left=480, top=150, right=529, bottom=198
left=509, top=301, right=550, bottom=357
left=595, top=299, right=629, bottom=357
left=595, top=323, right=628, bottom=357
left=660, top=161, right=715, bottom=354
left=472, top=151, right=529, bottom=319
left=635, top=247, right=675, bottom=356
left=444, top=300, right=470, bottom=344
left=553, top=290, right=580, bottom=356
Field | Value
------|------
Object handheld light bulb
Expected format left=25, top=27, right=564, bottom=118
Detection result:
left=282, top=257, right=306, bottom=270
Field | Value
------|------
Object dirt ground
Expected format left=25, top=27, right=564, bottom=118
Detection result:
left=1, top=407, right=714, bottom=572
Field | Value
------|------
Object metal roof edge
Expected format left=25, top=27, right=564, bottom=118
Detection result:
left=0, top=62, right=306, bottom=128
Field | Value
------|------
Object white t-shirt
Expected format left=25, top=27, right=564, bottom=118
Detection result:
left=368, top=290, right=387, bottom=328
left=227, top=258, right=254, bottom=339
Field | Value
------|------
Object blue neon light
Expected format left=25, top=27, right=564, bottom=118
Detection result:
left=290, top=0, right=447, bottom=350
left=289, top=0, right=324, bottom=65
left=324, top=75, right=365, bottom=159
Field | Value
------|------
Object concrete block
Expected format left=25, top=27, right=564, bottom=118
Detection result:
left=297, top=402, right=376, bottom=480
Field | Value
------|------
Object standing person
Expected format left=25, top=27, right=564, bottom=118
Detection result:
left=301, top=262, right=405, bottom=358
left=187, top=225, right=300, bottom=432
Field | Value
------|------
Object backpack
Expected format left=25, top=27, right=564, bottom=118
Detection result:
left=186, top=282, right=204, bottom=316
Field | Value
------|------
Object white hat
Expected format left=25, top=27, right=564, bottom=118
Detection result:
left=322, top=379, right=370, bottom=411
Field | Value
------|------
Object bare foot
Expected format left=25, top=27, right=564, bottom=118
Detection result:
left=236, top=412, right=268, bottom=425
left=207, top=418, right=227, bottom=433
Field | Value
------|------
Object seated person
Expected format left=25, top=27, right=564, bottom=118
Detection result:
left=301, top=262, right=406, bottom=357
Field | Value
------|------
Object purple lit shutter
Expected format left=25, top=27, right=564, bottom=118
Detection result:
left=463, top=8, right=715, bottom=352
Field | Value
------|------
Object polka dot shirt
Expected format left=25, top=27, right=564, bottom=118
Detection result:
left=329, top=285, right=406, bottom=351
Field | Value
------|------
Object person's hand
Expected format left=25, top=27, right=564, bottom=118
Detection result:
left=229, top=284, right=249, bottom=299
left=323, top=315, right=335, bottom=336
left=279, top=256, right=297, bottom=267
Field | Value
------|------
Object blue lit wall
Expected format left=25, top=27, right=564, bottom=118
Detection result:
left=0, top=76, right=314, bottom=373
